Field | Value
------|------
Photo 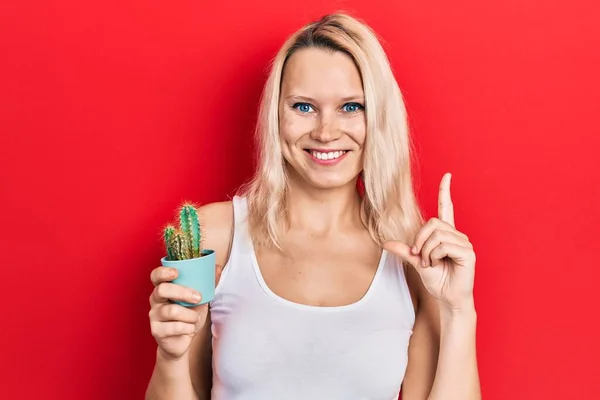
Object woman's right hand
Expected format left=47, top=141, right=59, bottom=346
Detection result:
left=148, top=266, right=213, bottom=361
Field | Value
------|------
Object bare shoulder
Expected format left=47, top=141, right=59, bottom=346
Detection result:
left=197, top=200, right=234, bottom=267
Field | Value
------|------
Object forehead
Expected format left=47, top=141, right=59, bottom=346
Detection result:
left=280, top=48, right=363, bottom=99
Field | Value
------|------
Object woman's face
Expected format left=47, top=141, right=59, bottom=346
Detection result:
left=279, top=48, right=366, bottom=190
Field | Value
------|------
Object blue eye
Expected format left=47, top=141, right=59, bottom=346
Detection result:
left=293, top=102, right=314, bottom=113
left=342, top=102, right=364, bottom=112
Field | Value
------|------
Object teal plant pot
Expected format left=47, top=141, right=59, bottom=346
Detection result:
left=160, top=249, right=216, bottom=307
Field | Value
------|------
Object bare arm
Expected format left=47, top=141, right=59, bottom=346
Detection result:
left=145, top=349, right=200, bottom=400
left=427, top=300, right=479, bottom=400
left=146, top=201, right=234, bottom=400
left=401, top=266, right=481, bottom=400
left=386, top=173, right=480, bottom=399
left=400, top=265, right=440, bottom=399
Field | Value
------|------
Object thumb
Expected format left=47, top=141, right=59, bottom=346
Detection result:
left=383, top=240, right=421, bottom=269
left=189, top=263, right=224, bottom=313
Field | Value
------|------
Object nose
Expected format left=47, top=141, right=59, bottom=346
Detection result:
left=310, top=111, right=341, bottom=142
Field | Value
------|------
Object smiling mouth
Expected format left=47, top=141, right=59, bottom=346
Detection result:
left=303, top=149, right=349, bottom=161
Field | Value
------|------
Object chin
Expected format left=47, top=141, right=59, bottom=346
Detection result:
left=302, top=172, right=359, bottom=190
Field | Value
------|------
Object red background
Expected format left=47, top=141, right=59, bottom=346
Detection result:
left=1, top=1, right=599, bottom=399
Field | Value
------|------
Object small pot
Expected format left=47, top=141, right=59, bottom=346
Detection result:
left=160, top=249, right=216, bottom=307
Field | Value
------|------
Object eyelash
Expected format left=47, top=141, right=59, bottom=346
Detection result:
left=291, top=102, right=365, bottom=113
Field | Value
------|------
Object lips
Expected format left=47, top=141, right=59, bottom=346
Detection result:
left=305, top=149, right=347, bottom=161
left=303, top=148, right=350, bottom=165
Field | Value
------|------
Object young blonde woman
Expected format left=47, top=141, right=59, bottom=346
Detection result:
left=146, top=12, right=481, bottom=400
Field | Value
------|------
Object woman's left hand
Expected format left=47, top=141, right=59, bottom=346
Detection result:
left=384, top=173, right=476, bottom=311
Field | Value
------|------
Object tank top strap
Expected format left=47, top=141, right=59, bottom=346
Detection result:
left=230, top=195, right=251, bottom=253
left=231, top=195, right=249, bottom=226
left=213, top=196, right=251, bottom=298
left=387, top=252, right=416, bottom=326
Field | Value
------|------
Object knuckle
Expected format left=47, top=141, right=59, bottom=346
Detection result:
left=172, top=324, right=185, bottom=337
left=440, top=220, right=452, bottom=230
left=175, top=322, right=191, bottom=336
left=151, top=267, right=163, bottom=284
left=163, top=324, right=173, bottom=337
left=150, top=269, right=157, bottom=284
left=174, top=322, right=187, bottom=335
left=193, top=323, right=201, bottom=335
left=157, top=305, right=167, bottom=320
left=176, top=323, right=187, bottom=335
left=168, top=305, right=179, bottom=320
left=150, top=321, right=161, bottom=338
left=158, top=305, right=169, bottom=320
left=184, top=322, right=195, bottom=335
left=421, top=220, right=432, bottom=232
left=161, top=322, right=174, bottom=336
left=427, top=246, right=437, bottom=258
left=152, top=285, right=162, bottom=301
left=190, top=310, right=201, bottom=324
left=156, top=283, right=168, bottom=299
left=415, top=230, right=427, bottom=245
left=421, top=243, right=431, bottom=255
left=151, top=267, right=174, bottom=286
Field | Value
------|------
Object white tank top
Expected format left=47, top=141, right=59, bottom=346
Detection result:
left=209, top=196, right=416, bottom=400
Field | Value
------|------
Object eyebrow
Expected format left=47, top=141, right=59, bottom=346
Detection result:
left=285, top=94, right=365, bottom=103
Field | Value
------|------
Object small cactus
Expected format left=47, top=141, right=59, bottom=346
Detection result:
left=163, top=202, right=203, bottom=261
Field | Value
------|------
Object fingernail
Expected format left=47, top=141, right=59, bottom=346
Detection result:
left=411, top=246, right=418, bottom=254
left=421, top=259, right=427, bottom=267
left=191, top=293, right=202, bottom=303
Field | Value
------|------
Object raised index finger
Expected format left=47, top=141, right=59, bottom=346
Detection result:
left=438, top=172, right=455, bottom=228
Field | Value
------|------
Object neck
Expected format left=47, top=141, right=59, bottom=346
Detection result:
left=285, top=168, right=363, bottom=234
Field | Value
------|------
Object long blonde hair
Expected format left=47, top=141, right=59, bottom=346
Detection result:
left=238, top=12, right=425, bottom=250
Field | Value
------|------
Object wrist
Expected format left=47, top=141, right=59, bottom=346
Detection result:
left=157, top=347, right=190, bottom=367
left=437, top=298, right=477, bottom=319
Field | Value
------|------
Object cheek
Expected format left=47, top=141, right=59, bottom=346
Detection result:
left=279, top=110, right=314, bottom=143
left=341, top=115, right=367, bottom=146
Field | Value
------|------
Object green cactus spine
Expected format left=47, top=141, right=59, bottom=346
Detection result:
left=163, top=225, right=176, bottom=260
left=179, top=202, right=201, bottom=259
left=163, top=201, right=203, bottom=261
left=170, top=232, right=184, bottom=260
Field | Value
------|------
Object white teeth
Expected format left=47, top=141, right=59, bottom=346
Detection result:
left=310, top=150, right=346, bottom=160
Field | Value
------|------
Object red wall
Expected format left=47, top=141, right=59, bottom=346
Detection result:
left=1, top=1, right=599, bottom=398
